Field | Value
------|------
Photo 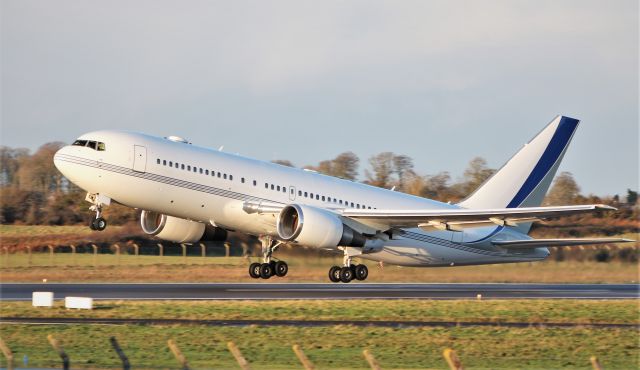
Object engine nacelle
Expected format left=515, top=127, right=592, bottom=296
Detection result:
left=277, top=204, right=366, bottom=248
left=140, top=210, right=227, bottom=243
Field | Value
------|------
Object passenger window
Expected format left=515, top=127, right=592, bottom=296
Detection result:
left=310, top=193, right=314, bottom=199
left=282, top=187, right=286, bottom=193
left=157, top=158, right=161, bottom=164
left=304, top=192, right=308, bottom=197
left=181, top=164, right=185, bottom=170
left=218, top=173, right=221, bottom=178
left=277, top=185, right=281, bottom=191
left=265, top=183, right=268, bottom=188
left=187, top=165, right=191, bottom=171
left=253, top=180, right=257, bottom=186
left=298, top=190, right=302, bottom=196
left=230, top=175, right=233, bottom=181
left=223, top=174, right=227, bottom=179
left=163, top=160, right=167, bottom=166
left=206, top=170, right=209, bottom=175
left=241, top=177, right=245, bottom=183
left=351, top=202, right=354, bottom=207
left=322, top=196, right=326, bottom=201
left=199, top=168, right=203, bottom=174
left=271, top=184, right=274, bottom=190
left=169, top=161, right=173, bottom=167
left=339, top=200, right=343, bottom=205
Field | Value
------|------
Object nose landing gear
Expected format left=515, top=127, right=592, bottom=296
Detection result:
left=86, top=193, right=110, bottom=231
left=90, top=215, right=107, bottom=231
left=248, top=236, right=289, bottom=280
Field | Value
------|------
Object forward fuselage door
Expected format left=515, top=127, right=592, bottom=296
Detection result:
left=133, top=145, right=147, bottom=173
left=289, top=186, right=296, bottom=201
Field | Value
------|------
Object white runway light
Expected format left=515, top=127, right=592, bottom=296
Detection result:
left=32, top=292, right=54, bottom=307
left=65, top=296, right=93, bottom=310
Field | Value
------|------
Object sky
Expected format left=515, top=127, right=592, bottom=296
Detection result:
left=1, top=0, right=638, bottom=197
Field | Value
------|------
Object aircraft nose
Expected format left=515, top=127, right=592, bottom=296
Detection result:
left=53, top=146, right=73, bottom=176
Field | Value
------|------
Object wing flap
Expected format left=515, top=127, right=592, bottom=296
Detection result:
left=493, top=238, right=635, bottom=249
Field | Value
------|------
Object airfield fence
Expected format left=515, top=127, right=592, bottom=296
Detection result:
left=0, top=335, right=609, bottom=370
left=2, top=240, right=638, bottom=268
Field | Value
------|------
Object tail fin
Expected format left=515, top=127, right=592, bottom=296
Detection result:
left=458, top=115, right=580, bottom=213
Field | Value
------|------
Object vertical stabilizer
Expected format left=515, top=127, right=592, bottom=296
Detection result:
left=458, top=116, right=580, bottom=221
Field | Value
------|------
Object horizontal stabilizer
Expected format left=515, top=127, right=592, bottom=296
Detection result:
left=493, top=238, right=635, bottom=249
left=342, top=204, right=615, bottom=231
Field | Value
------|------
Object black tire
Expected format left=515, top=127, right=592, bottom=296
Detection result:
left=249, top=262, right=261, bottom=279
left=274, top=261, right=288, bottom=277
left=339, top=266, right=354, bottom=283
left=354, top=264, right=368, bottom=281
left=92, top=217, right=107, bottom=231
left=269, top=260, right=277, bottom=276
left=259, top=263, right=273, bottom=279
left=89, top=217, right=97, bottom=230
left=328, top=266, right=341, bottom=283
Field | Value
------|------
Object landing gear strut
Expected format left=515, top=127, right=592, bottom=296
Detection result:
left=328, top=247, right=368, bottom=283
left=248, top=236, right=289, bottom=279
left=86, top=193, right=110, bottom=231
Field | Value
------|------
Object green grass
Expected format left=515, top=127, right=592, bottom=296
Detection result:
left=1, top=324, right=637, bottom=369
left=0, top=224, right=100, bottom=237
left=1, top=300, right=638, bottom=325
left=1, top=300, right=638, bottom=368
left=0, top=252, right=248, bottom=267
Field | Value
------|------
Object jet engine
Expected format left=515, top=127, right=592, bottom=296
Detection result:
left=140, top=210, right=227, bottom=243
left=276, top=204, right=366, bottom=248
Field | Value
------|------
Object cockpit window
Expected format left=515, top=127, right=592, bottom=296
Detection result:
left=73, top=140, right=88, bottom=147
left=72, top=139, right=106, bottom=151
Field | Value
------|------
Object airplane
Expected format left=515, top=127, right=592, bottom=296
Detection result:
left=53, top=115, right=633, bottom=282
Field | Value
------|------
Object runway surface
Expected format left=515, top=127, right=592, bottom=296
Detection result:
left=1, top=283, right=638, bottom=300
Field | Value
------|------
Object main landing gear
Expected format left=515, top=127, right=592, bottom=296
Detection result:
left=86, top=193, right=110, bottom=231
left=328, top=248, right=369, bottom=283
left=248, top=236, right=289, bottom=279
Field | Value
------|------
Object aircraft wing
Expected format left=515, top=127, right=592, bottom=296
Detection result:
left=340, top=204, right=616, bottom=231
left=492, top=238, right=635, bottom=249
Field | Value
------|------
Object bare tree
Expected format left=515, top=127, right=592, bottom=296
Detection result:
left=306, top=152, right=360, bottom=180
left=366, top=152, right=395, bottom=188
left=461, top=157, right=495, bottom=195
left=544, top=172, right=581, bottom=206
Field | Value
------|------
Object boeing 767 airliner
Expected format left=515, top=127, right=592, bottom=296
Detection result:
left=53, top=116, right=632, bottom=282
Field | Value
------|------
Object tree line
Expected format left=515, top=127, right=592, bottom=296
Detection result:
left=1, top=143, right=637, bottom=225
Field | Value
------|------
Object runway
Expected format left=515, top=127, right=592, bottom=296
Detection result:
left=1, top=283, right=638, bottom=300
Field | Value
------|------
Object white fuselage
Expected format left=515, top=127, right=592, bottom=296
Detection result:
left=54, top=130, right=548, bottom=267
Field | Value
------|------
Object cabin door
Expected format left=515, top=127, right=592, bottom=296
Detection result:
left=289, top=186, right=296, bottom=201
left=133, top=145, right=147, bottom=173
